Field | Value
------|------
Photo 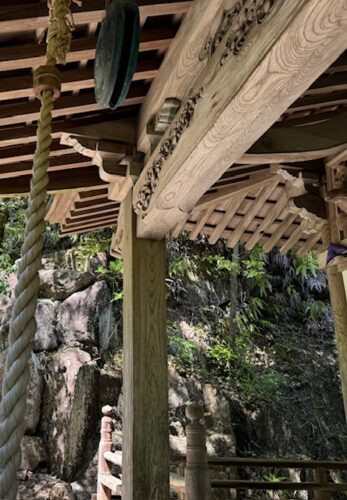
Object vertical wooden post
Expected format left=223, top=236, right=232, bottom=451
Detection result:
left=324, top=162, right=347, bottom=421
left=313, top=468, right=332, bottom=500
left=185, top=404, right=211, bottom=500
left=122, top=192, right=169, bottom=500
left=97, top=406, right=114, bottom=500
left=326, top=264, right=347, bottom=420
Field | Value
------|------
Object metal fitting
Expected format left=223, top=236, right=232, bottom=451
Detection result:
left=33, top=65, right=62, bottom=101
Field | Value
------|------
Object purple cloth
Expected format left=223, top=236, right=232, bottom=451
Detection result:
left=327, top=242, right=347, bottom=264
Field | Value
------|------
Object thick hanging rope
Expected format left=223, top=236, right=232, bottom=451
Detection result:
left=0, top=1, right=76, bottom=498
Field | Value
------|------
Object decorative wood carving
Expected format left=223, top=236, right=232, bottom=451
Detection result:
left=135, top=88, right=203, bottom=214
left=199, top=0, right=276, bottom=65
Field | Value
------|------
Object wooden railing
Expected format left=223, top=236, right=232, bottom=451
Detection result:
left=94, top=405, right=347, bottom=499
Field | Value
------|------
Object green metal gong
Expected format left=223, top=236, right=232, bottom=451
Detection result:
left=94, top=0, right=140, bottom=110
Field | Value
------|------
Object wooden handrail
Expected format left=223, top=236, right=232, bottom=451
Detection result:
left=173, top=456, right=347, bottom=470
left=104, top=450, right=122, bottom=467
left=210, top=480, right=347, bottom=491
left=94, top=404, right=347, bottom=500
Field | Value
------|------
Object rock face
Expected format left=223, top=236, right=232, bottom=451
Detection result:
left=20, top=436, right=48, bottom=472
left=40, top=348, right=98, bottom=481
left=0, top=268, right=118, bottom=497
left=57, top=281, right=113, bottom=349
left=39, top=269, right=95, bottom=301
left=34, top=299, right=58, bottom=352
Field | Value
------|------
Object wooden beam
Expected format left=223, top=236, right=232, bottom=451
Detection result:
left=122, top=192, right=169, bottom=500
left=227, top=180, right=280, bottom=248
left=245, top=190, right=288, bottom=251
left=0, top=59, right=160, bottom=102
left=195, top=171, right=274, bottom=210
left=137, top=0, right=224, bottom=152
left=133, top=0, right=347, bottom=239
left=0, top=1, right=192, bottom=33
left=0, top=155, right=92, bottom=180
left=0, top=86, right=146, bottom=127
left=0, top=27, right=176, bottom=72
left=0, top=166, right=106, bottom=196
left=0, top=116, right=137, bottom=149
left=59, top=221, right=116, bottom=237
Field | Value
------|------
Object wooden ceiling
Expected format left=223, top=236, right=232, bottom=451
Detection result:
left=0, top=1, right=346, bottom=253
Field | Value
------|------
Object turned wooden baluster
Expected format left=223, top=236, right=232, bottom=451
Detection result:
left=314, top=468, right=332, bottom=500
left=185, top=404, right=211, bottom=500
left=97, top=406, right=115, bottom=500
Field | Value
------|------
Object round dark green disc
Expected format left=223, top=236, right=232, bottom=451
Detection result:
left=94, top=0, right=140, bottom=110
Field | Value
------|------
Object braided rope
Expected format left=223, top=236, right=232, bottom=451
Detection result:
left=0, top=1, right=75, bottom=498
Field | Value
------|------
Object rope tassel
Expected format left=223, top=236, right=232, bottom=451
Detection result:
left=0, top=1, right=76, bottom=497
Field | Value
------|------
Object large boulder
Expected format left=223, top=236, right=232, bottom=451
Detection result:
left=25, top=354, right=44, bottom=434
left=39, top=269, right=95, bottom=301
left=39, top=348, right=98, bottom=481
left=34, top=299, right=58, bottom=352
left=56, top=281, right=113, bottom=349
left=18, top=474, right=74, bottom=500
left=20, top=436, right=48, bottom=472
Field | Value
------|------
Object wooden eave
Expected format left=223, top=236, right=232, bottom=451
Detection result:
left=0, top=0, right=346, bottom=255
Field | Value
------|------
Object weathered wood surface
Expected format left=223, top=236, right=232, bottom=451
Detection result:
left=0, top=1, right=192, bottom=33
left=134, top=0, right=347, bottom=239
left=185, top=405, right=211, bottom=500
left=122, top=192, right=169, bottom=500
left=137, top=0, right=224, bottom=152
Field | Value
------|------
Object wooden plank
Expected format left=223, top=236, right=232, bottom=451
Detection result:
left=0, top=1, right=192, bottom=33
left=0, top=59, right=160, bottom=102
left=65, top=211, right=119, bottom=226
left=210, top=480, right=347, bottom=492
left=122, top=192, right=169, bottom=500
left=0, top=87, right=146, bottom=127
left=245, top=190, right=288, bottom=250
left=263, top=213, right=298, bottom=253
left=0, top=27, right=176, bottom=72
left=188, top=208, right=214, bottom=241
left=228, top=180, right=280, bottom=248
left=297, top=232, right=322, bottom=257
left=0, top=156, right=92, bottom=180
left=59, top=221, right=115, bottom=237
left=0, top=166, right=106, bottom=196
left=45, top=192, right=78, bottom=224
left=0, top=115, right=137, bottom=149
left=134, top=0, right=347, bottom=239
left=195, top=171, right=274, bottom=211
left=0, top=141, right=73, bottom=166
left=137, top=0, right=225, bottom=152
left=208, top=196, right=246, bottom=245
left=279, top=224, right=303, bottom=254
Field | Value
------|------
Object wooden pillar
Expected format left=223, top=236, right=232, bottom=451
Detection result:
left=326, top=265, right=347, bottom=420
left=185, top=404, right=211, bottom=500
left=97, top=406, right=114, bottom=500
left=324, top=161, right=347, bottom=421
left=122, top=191, right=169, bottom=500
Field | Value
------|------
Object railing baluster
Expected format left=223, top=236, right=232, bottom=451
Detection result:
left=97, top=406, right=115, bottom=500
left=185, top=404, right=211, bottom=500
left=314, top=467, right=332, bottom=500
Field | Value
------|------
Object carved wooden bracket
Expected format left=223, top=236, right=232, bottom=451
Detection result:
left=135, top=88, right=203, bottom=215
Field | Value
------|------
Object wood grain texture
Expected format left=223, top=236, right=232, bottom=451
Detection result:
left=137, top=0, right=225, bottom=152
left=0, top=1, right=192, bottom=33
left=134, top=0, right=347, bottom=239
left=327, top=265, right=347, bottom=421
left=122, top=192, right=169, bottom=500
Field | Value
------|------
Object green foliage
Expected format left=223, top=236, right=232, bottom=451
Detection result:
left=96, top=259, right=124, bottom=303
left=293, top=251, right=319, bottom=280
left=169, top=335, right=198, bottom=367
left=74, top=235, right=112, bottom=263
